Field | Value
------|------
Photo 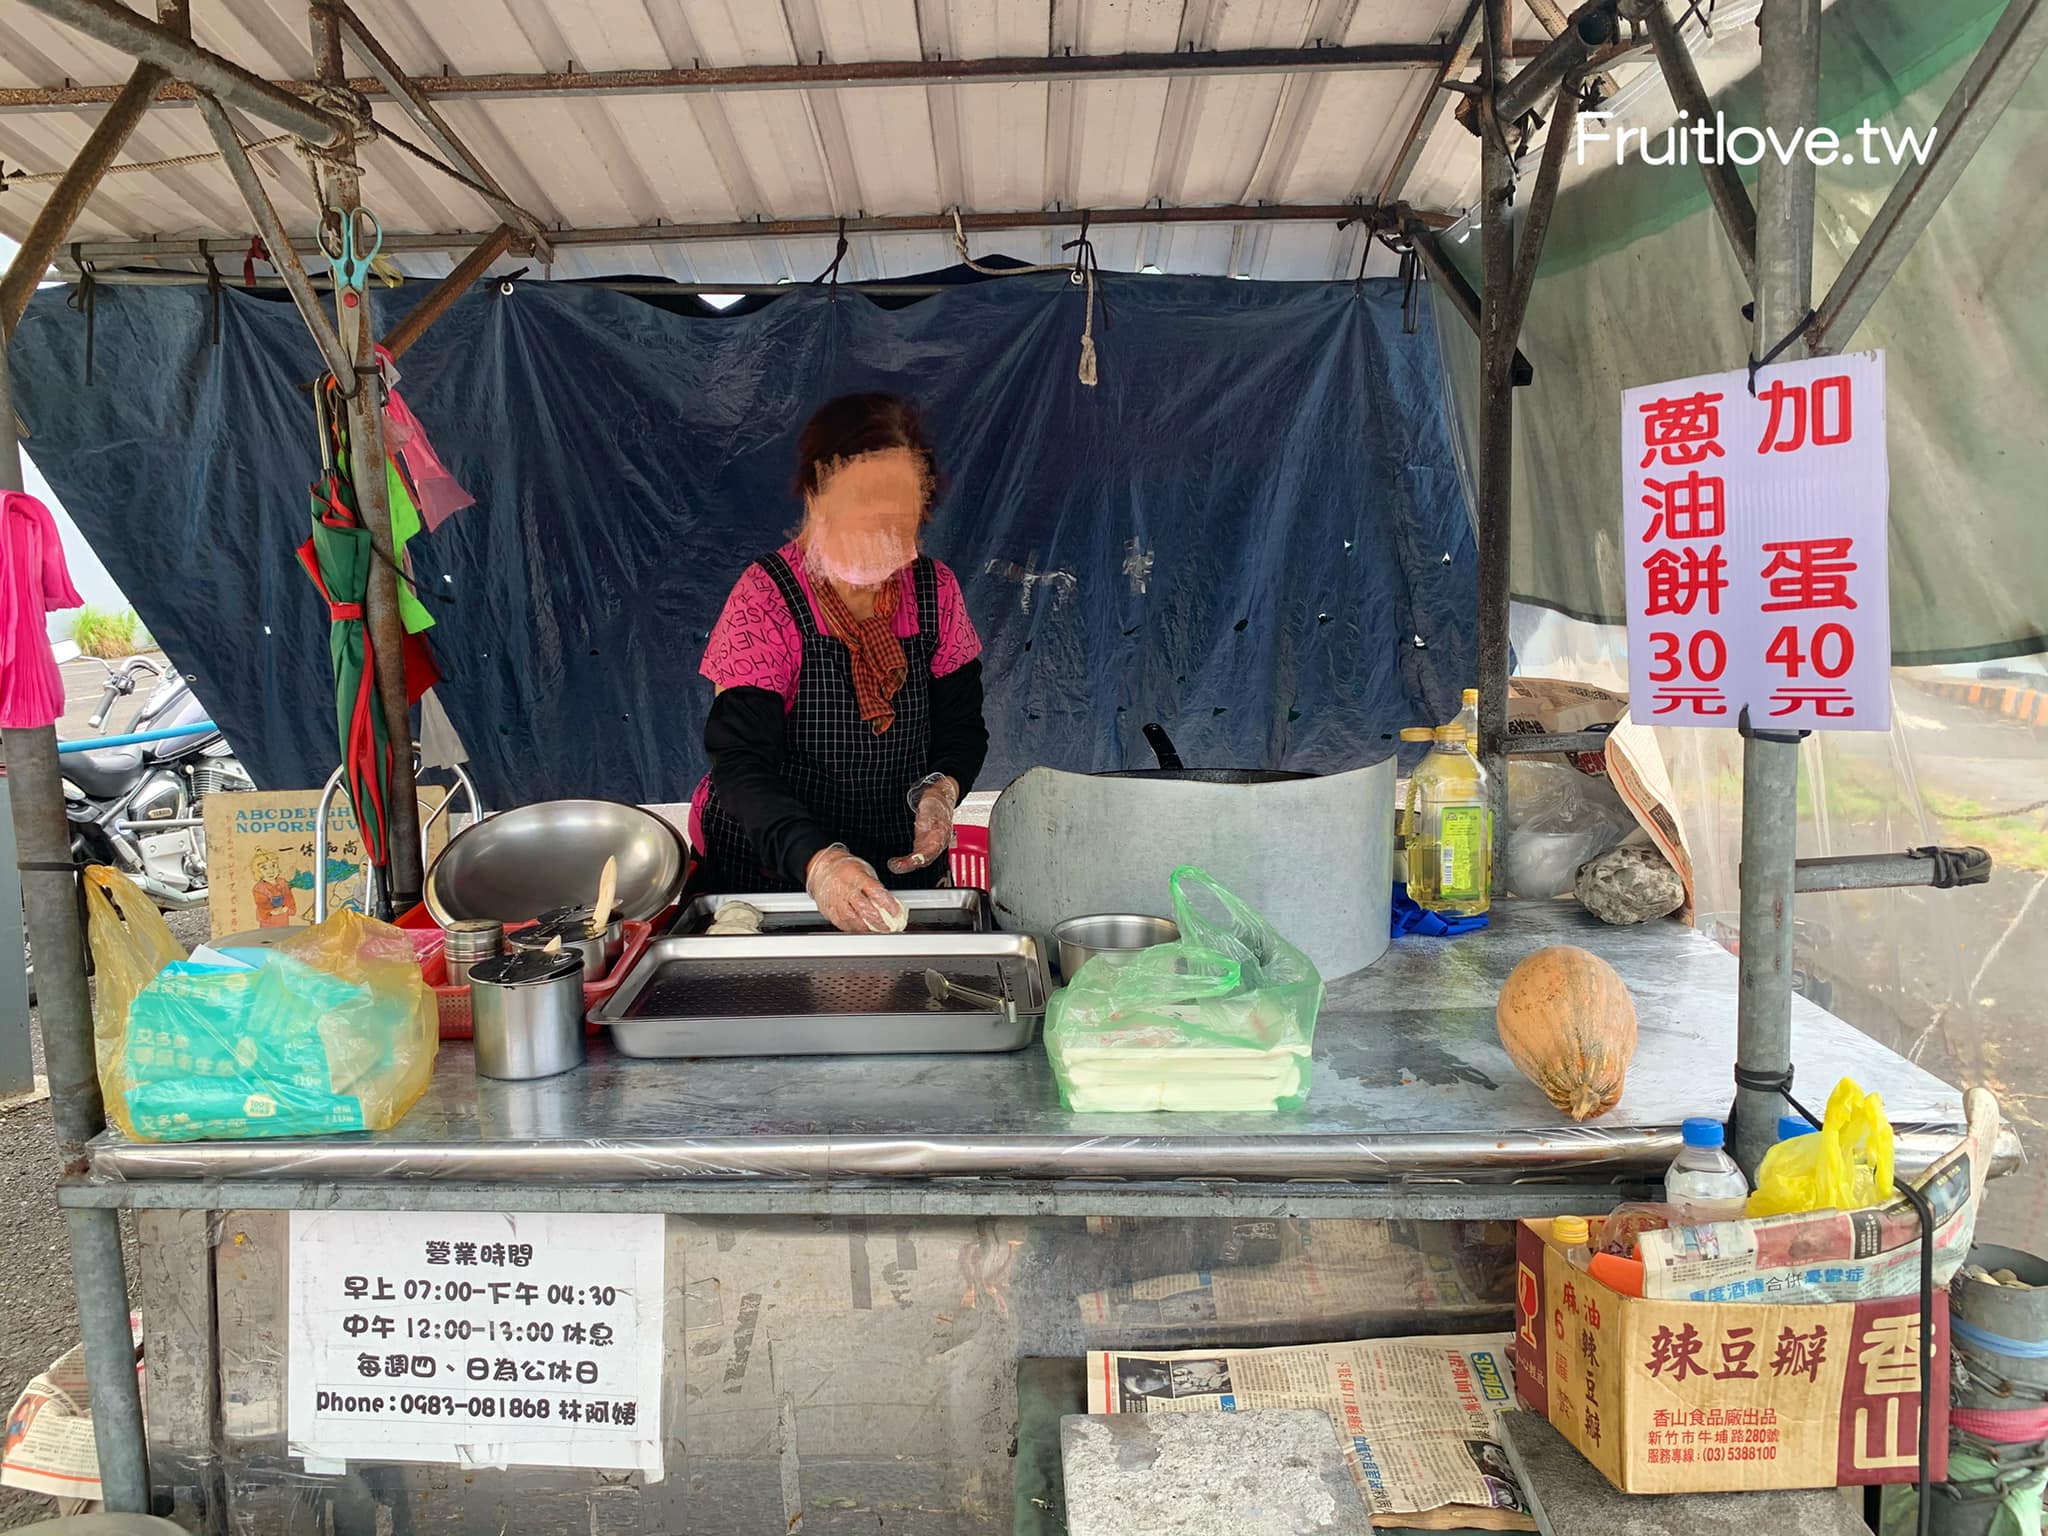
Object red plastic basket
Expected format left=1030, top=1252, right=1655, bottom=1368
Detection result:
left=398, top=904, right=660, bottom=1039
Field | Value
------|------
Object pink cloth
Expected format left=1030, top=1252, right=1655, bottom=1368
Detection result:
left=0, top=491, right=84, bottom=729
left=689, top=543, right=981, bottom=849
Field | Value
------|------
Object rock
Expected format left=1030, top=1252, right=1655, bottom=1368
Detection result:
left=1574, top=844, right=1685, bottom=926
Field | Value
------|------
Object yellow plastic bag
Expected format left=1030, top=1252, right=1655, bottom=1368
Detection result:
left=85, top=869, right=437, bottom=1141
left=83, top=865, right=188, bottom=1133
left=1747, top=1076, right=1896, bottom=1217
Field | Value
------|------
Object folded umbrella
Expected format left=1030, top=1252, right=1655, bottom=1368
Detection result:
left=297, top=464, right=390, bottom=870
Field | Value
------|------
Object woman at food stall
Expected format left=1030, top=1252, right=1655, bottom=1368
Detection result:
left=688, top=393, right=989, bottom=933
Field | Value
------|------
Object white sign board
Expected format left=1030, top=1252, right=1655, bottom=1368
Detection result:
left=1623, top=351, right=1890, bottom=731
left=287, top=1211, right=666, bottom=1477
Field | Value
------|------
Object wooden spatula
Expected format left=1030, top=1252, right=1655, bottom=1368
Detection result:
left=590, top=855, right=619, bottom=937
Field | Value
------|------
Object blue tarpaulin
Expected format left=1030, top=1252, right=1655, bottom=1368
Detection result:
left=9, top=270, right=1475, bottom=808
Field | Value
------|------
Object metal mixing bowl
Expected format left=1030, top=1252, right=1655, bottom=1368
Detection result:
left=426, top=800, right=686, bottom=927
left=1053, top=913, right=1179, bottom=982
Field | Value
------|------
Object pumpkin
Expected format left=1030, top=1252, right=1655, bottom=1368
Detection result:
left=1496, top=945, right=1638, bottom=1121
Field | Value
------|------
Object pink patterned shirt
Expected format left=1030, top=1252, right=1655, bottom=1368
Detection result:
left=689, top=543, right=981, bottom=847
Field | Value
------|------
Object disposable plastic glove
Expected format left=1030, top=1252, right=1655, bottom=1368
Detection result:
left=888, top=775, right=960, bottom=876
left=805, top=845, right=905, bottom=934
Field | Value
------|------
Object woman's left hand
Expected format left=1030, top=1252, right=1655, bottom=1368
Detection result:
left=889, top=776, right=960, bottom=875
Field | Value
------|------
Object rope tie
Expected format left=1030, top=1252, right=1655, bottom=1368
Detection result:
left=812, top=216, right=849, bottom=289
left=202, top=243, right=223, bottom=346
left=64, top=244, right=95, bottom=387
left=950, top=209, right=1105, bottom=387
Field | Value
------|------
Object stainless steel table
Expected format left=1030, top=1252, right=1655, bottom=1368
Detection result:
left=69, top=900, right=1987, bottom=1218
left=81, top=902, right=2002, bottom=1535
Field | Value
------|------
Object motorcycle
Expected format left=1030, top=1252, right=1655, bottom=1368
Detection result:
left=60, top=653, right=254, bottom=908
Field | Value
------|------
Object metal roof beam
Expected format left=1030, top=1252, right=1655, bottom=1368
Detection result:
left=56, top=201, right=1456, bottom=262
left=193, top=89, right=354, bottom=386
left=0, top=39, right=1565, bottom=115
left=1621, top=0, right=1756, bottom=290
left=321, top=0, right=555, bottom=262
left=1378, top=0, right=1483, bottom=204
left=13, top=0, right=346, bottom=143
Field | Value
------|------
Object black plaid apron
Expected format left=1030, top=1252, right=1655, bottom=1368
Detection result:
left=697, top=552, right=945, bottom=892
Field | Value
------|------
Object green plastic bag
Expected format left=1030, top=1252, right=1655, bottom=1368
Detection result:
left=1044, top=867, right=1324, bottom=1113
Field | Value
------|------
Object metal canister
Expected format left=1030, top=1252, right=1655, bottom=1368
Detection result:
left=467, top=950, right=586, bottom=1080
left=517, top=907, right=621, bottom=980
left=441, top=918, right=504, bottom=989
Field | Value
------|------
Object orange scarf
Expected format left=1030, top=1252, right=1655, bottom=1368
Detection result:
left=813, top=571, right=907, bottom=734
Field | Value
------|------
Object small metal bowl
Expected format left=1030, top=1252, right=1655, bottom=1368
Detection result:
left=1053, top=913, right=1180, bottom=983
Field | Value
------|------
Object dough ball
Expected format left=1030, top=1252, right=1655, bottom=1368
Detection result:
left=879, top=896, right=910, bottom=934
left=710, top=901, right=765, bottom=936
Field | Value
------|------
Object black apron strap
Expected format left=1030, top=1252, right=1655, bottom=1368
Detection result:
left=762, top=552, right=820, bottom=641
left=911, top=557, right=939, bottom=648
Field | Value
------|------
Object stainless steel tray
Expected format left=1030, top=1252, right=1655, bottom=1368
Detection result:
left=593, top=932, right=1047, bottom=1056
left=669, top=888, right=989, bottom=936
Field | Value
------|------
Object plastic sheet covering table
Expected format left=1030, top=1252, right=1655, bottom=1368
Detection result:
left=69, top=901, right=1996, bottom=1220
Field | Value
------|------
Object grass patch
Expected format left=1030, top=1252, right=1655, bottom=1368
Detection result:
left=69, top=605, right=146, bottom=659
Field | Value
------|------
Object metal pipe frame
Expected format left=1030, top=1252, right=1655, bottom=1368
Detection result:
left=64, top=1206, right=149, bottom=1511
left=1378, top=0, right=1485, bottom=204
left=310, top=5, right=425, bottom=914
left=15, top=0, right=344, bottom=144
left=321, top=1, right=554, bottom=263
left=1494, top=0, right=1621, bottom=123
left=194, top=90, right=355, bottom=387
left=1809, top=0, right=2048, bottom=353
left=1, top=224, right=149, bottom=1515
left=1497, top=78, right=1582, bottom=351
left=79, top=270, right=959, bottom=298
left=378, top=224, right=518, bottom=360
left=1791, top=849, right=1993, bottom=894
left=1401, top=215, right=1535, bottom=386
left=1523, top=0, right=1620, bottom=100
left=1476, top=0, right=1520, bottom=865
left=57, top=200, right=1457, bottom=265
left=1732, top=0, right=1821, bottom=1180
left=0, top=37, right=1571, bottom=115
left=0, top=61, right=163, bottom=334
left=1620, top=0, right=1758, bottom=290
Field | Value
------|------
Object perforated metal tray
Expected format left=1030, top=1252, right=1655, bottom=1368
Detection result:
left=592, top=932, right=1047, bottom=1056
left=670, top=888, right=989, bottom=937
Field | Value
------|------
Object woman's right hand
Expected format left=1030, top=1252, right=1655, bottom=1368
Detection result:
left=805, top=846, right=905, bottom=934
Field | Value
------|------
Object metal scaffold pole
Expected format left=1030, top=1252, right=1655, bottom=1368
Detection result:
left=1731, top=0, right=1820, bottom=1179
left=307, top=5, right=424, bottom=915
left=0, top=270, right=151, bottom=1523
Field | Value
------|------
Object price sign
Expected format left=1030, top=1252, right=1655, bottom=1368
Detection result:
left=286, top=1211, right=666, bottom=1475
left=1623, top=351, right=1890, bottom=731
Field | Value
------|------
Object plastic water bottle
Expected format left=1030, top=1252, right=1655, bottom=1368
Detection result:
left=1777, top=1115, right=1818, bottom=1142
left=1554, top=1214, right=1592, bottom=1272
left=1666, top=1118, right=1750, bottom=1220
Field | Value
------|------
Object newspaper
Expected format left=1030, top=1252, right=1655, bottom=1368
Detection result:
left=1077, top=1221, right=1500, bottom=1340
left=2, top=1341, right=101, bottom=1510
left=1635, top=1088, right=1998, bottom=1303
left=1086, top=1334, right=1533, bottom=1531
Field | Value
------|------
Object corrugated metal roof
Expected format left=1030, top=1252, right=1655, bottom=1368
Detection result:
left=0, top=0, right=1664, bottom=283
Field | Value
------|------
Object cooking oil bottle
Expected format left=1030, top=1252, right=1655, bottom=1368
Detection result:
left=1403, top=723, right=1492, bottom=915
left=1455, top=687, right=1480, bottom=756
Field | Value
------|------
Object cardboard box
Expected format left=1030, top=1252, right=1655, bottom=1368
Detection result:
left=1513, top=1219, right=1947, bottom=1494
left=203, top=786, right=451, bottom=936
